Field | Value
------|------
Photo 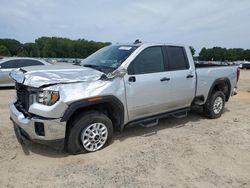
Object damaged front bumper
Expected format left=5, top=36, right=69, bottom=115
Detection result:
left=9, top=100, right=66, bottom=150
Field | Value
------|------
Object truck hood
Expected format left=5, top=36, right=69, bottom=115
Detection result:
left=9, top=64, right=104, bottom=88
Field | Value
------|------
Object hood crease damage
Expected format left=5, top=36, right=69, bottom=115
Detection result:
left=9, top=65, right=104, bottom=88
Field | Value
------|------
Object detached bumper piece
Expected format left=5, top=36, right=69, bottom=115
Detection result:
left=9, top=101, right=66, bottom=150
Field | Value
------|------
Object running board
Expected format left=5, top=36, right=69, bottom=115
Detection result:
left=172, top=111, right=188, bottom=119
left=126, top=107, right=190, bottom=128
left=140, top=119, right=159, bottom=128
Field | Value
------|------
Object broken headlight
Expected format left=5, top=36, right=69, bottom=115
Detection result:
left=37, top=90, right=59, bottom=106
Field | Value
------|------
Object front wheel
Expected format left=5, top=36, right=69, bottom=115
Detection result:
left=204, top=91, right=225, bottom=119
left=66, top=111, right=113, bottom=154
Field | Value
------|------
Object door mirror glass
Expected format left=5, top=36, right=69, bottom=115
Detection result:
left=107, top=68, right=127, bottom=79
left=115, top=69, right=127, bottom=77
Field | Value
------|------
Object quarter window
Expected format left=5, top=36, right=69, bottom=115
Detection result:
left=128, top=47, right=165, bottom=75
left=166, top=46, right=189, bottom=71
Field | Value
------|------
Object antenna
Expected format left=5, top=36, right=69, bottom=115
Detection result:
left=133, top=39, right=142, bottom=44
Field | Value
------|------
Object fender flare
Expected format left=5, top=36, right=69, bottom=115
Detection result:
left=207, top=77, right=231, bottom=102
left=61, top=95, right=125, bottom=129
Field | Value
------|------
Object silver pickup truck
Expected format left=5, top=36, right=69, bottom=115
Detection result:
left=9, top=43, right=240, bottom=154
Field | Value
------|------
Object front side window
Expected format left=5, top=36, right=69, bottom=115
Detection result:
left=166, top=46, right=189, bottom=71
left=128, top=46, right=165, bottom=75
left=80, top=45, right=138, bottom=73
left=0, top=60, right=20, bottom=69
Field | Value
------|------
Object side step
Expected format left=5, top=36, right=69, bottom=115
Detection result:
left=126, top=108, right=190, bottom=128
left=140, top=119, right=159, bottom=128
left=172, top=111, right=188, bottom=119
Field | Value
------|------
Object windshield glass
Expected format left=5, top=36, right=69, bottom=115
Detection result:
left=80, top=45, right=138, bottom=73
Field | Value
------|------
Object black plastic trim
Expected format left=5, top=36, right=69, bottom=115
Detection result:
left=125, top=107, right=190, bottom=127
left=61, top=95, right=125, bottom=126
left=207, top=78, right=231, bottom=102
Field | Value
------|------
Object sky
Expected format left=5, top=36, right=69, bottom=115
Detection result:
left=0, top=0, right=250, bottom=52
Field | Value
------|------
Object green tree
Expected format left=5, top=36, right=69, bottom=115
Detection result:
left=199, top=47, right=247, bottom=61
left=189, top=46, right=195, bottom=56
left=17, top=48, right=28, bottom=57
left=0, top=45, right=10, bottom=56
left=23, top=43, right=40, bottom=57
left=243, top=50, right=250, bottom=61
left=35, top=36, right=110, bottom=58
left=0, top=39, right=22, bottom=56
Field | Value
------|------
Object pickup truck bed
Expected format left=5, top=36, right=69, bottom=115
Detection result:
left=195, top=65, right=238, bottom=104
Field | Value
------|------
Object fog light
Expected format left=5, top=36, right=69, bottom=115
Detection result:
left=35, top=122, right=45, bottom=136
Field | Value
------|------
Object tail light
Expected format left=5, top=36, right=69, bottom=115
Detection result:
left=237, top=68, right=240, bottom=82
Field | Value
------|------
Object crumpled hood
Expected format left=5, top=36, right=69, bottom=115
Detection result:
left=10, top=64, right=104, bottom=88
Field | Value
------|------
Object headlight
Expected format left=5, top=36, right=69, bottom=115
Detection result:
left=37, top=90, right=59, bottom=106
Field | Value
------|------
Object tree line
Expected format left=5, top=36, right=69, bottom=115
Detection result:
left=199, top=47, right=250, bottom=61
left=0, top=37, right=249, bottom=61
left=0, top=37, right=111, bottom=58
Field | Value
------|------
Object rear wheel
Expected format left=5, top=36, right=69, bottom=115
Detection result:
left=66, top=111, right=113, bottom=154
left=204, top=91, right=225, bottom=119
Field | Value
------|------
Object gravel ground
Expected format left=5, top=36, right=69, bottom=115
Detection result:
left=0, top=70, right=249, bottom=188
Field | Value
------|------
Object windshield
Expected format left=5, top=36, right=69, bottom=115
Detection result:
left=80, top=45, right=138, bottom=73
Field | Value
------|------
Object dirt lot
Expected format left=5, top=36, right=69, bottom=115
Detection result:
left=0, top=71, right=250, bottom=188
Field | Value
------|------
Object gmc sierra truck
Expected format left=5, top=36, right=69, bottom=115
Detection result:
left=9, top=43, right=240, bottom=154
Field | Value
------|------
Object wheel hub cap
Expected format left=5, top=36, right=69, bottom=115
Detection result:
left=213, top=96, right=223, bottom=114
left=81, top=123, right=108, bottom=152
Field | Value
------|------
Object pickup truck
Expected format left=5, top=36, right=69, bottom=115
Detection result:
left=9, top=43, right=240, bottom=154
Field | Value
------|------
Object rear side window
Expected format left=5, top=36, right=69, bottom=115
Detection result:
left=128, top=46, right=165, bottom=75
left=0, top=60, right=20, bottom=69
left=166, top=46, right=189, bottom=71
left=19, top=59, right=44, bottom=67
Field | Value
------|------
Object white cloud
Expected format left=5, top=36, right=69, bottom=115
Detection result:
left=0, top=0, right=249, bottom=51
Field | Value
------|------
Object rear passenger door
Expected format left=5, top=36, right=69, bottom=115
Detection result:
left=125, top=46, right=172, bottom=120
left=164, top=46, right=196, bottom=109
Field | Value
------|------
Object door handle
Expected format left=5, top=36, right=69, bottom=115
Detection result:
left=160, top=77, right=170, bottom=82
left=128, top=76, right=136, bottom=82
left=186, top=74, right=194, bottom=78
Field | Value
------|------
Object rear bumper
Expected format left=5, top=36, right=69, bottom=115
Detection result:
left=9, top=101, right=66, bottom=150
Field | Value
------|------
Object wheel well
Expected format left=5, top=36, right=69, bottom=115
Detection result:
left=209, top=79, right=231, bottom=102
left=65, top=101, right=124, bottom=135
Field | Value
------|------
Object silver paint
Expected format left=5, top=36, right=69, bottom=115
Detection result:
left=9, top=101, right=66, bottom=140
left=8, top=43, right=239, bottom=144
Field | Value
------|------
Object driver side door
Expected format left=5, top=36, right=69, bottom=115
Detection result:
left=124, top=46, right=171, bottom=121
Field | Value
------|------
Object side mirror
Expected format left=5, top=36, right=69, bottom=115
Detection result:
left=107, top=68, right=127, bottom=79
left=114, top=69, right=127, bottom=77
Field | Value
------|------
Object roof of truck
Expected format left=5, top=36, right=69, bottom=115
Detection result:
left=114, top=42, right=186, bottom=47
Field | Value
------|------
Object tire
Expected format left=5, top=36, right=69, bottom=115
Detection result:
left=204, top=91, right=225, bottom=119
left=66, top=111, right=113, bottom=154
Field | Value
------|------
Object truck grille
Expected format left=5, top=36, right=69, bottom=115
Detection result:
left=15, top=83, right=30, bottom=112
